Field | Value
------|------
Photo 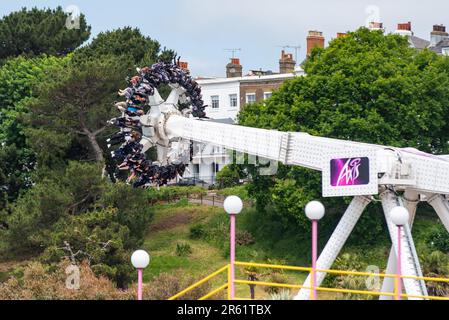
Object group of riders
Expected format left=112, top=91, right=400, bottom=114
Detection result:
left=106, top=59, right=206, bottom=188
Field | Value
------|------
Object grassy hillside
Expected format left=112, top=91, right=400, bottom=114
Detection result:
left=141, top=195, right=449, bottom=300
left=141, top=199, right=309, bottom=299
left=1, top=189, right=448, bottom=300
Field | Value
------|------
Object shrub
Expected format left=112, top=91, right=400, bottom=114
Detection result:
left=236, top=230, right=255, bottom=246
left=215, top=165, right=245, bottom=188
left=263, top=273, right=288, bottom=294
left=189, top=224, right=206, bottom=240
left=175, top=242, right=192, bottom=257
left=268, top=289, right=292, bottom=300
left=147, top=186, right=206, bottom=203
left=420, top=250, right=449, bottom=296
left=336, top=274, right=375, bottom=300
left=216, top=185, right=249, bottom=200
left=0, top=260, right=132, bottom=300
left=144, top=272, right=211, bottom=300
left=427, top=228, right=449, bottom=253
left=322, top=252, right=366, bottom=288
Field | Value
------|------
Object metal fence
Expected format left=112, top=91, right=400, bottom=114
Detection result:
left=149, top=191, right=226, bottom=206
left=168, top=261, right=449, bottom=300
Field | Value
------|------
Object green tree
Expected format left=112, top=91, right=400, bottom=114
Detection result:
left=0, top=55, right=70, bottom=146
left=238, top=28, right=449, bottom=241
left=215, top=164, right=245, bottom=188
left=73, top=27, right=161, bottom=66
left=0, top=7, right=90, bottom=63
left=0, top=55, right=69, bottom=203
left=2, top=162, right=153, bottom=287
left=27, top=55, right=131, bottom=162
left=42, top=207, right=135, bottom=288
left=2, top=162, right=103, bottom=254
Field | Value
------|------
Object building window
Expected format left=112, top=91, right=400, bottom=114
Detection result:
left=246, top=93, right=256, bottom=104
left=443, top=47, right=449, bottom=56
left=229, top=94, right=238, bottom=107
left=264, top=92, right=272, bottom=100
left=211, top=95, right=219, bottom=109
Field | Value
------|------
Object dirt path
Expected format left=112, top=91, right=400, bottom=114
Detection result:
left=149, top=211, right=196, bottom=232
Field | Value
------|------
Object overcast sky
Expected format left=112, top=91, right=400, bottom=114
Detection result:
left=2, top=0, right=449, bottom=77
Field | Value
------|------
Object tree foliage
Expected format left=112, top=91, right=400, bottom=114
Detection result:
left=0, top=8, right=175, bottom=289
left=2, top=162, right=153, bottom=287
left=238, top=28, right=449, bottom=241
left=0, top=55, right=69, bottom=204
left=0, top=7, right=90, bottom=63
left=215, top=164, right=245, bottom=188
left=0, top=55, right=70, bottom=145
left=27, top=55, right=131, bottom=162
left=73, top=27, right=161, bottom=66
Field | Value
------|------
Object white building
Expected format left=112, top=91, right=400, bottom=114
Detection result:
left=182, top=57, right=305, bottom=186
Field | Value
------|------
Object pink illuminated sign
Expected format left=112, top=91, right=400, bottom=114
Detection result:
left=330, top=157, right=370, bottom=187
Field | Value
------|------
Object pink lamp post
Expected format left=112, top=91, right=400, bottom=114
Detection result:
left=389, top=206, right=409, bottom=301
left=224, top=195, right=243, bottom=300
left=131, top=250, right=150, bottom=300
left=305, top=200, right=325, bottom=300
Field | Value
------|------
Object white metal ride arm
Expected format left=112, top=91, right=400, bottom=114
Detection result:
left=380, top=190, right=428, bottom=299
left=165, top=115, right=449, bottom=196
left=380, top=189, right=420, bottom=300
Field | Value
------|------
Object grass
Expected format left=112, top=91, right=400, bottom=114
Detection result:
left=141, top=200, right=311, bottom=299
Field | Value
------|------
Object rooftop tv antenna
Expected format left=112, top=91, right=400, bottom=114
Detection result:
left=224, top=48, right=242, bottom=59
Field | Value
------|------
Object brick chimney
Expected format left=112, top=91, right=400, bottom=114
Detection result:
left=306, top=30, right=325, bottom=56
left=177, top=61, right=189, bottom=71
left=431, top=24, right=449, bottom=47
left=368, top=22, right=383, bottom=31
left=226, top=58, right=242, bottom=78
left=395, top=22, right=413, bottom=36
left=279, top=50, right=296, bottom=74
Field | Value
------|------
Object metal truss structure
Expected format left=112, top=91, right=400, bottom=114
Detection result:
left=130, top=82, right=449, bottom=299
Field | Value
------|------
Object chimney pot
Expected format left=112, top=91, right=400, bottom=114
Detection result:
left=431, top=24, right=449, bottom=47
left=279, top=50, right=295, bottom=74
left=368, top=22, right=384, bottom=30
left=226, top=58, right=242, bottom=78
left=177, top=61, right=189, bottom=70
left=397, top=22, right=412, bottom=31
left=306, top=30, right=325, bottom=56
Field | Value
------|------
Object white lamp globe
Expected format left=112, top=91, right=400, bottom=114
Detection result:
left=390, top=206, right=409, bottom=226
left=131, top=250, right=150, bottom=269
left=223, top=196, right=243, bottom=215
left=305, top=201, right=325, bottom=220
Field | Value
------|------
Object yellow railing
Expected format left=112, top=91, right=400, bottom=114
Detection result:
left=168, top=264, right=230, bottom=300
left=168, top=261, right=449, bottom=300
